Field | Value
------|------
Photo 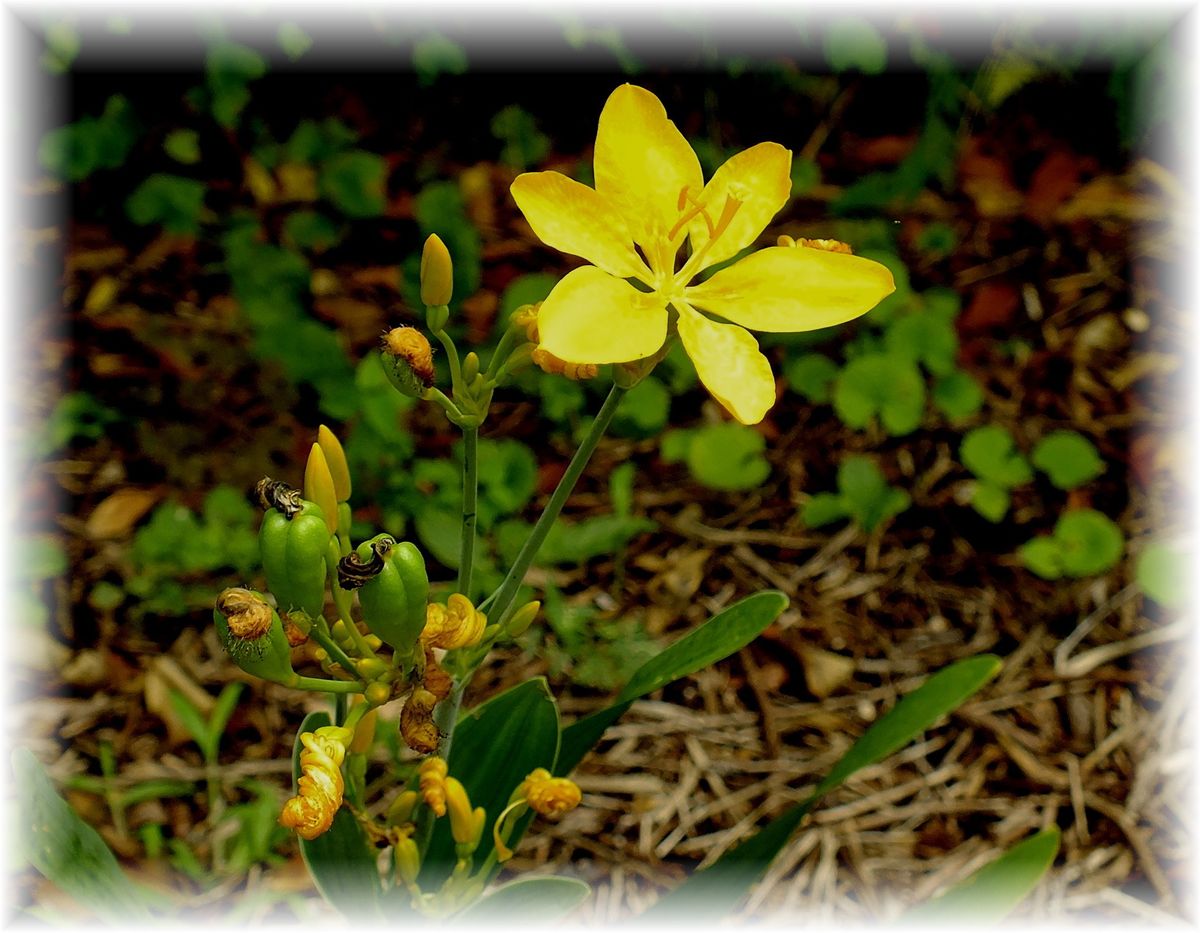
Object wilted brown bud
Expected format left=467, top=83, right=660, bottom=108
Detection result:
left=381, top=326, right=436, bottom=398
left=216, top=587, right=274, bottom=640
left=401, top=688, right=440, bottom=754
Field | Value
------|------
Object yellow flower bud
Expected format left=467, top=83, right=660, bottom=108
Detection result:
left=279, top=726, right=352, bottom=840
left=420, top=593, right=487, bottom=650
left=365, top=682, right=392, bottom=706
left=420, top=234, right=454, bottom=307
left=394, top=833, right=421, bottom=885
left=419, top=756, right=449, bottom=817
left=444, top=777, right=476, bottom=847
left=350, top=705, right=377, bottom=754
left=504, top=600, right=541, bottom=638
left=355, top=657, right=388, bottom=680
left=520, top=768, right=581, bottom=818
left=316, top=425, right=352, bottom=502
left=387, top=789, right=420, bottom=826
left=381, top=326, right=436, bottom=398
left=462, top=351, right=480, bottom=383
left=303, top=443, right=339, bottom=535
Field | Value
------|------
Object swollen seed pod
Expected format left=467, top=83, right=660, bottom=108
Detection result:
left=259, top=500, right=331, bottom=620
left=214, top=588, right=297, bottom=686
left=357, top=536, right=430, bottom=653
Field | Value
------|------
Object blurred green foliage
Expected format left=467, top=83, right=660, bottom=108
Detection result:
left=1019, top=509, right=1124, bottom=580
left=802, top=455, right=910, bottom=532
left=661, top=422, right=771, bottom=492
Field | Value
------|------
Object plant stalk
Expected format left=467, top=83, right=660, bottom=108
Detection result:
left=457, top=425, right=479, bottom=597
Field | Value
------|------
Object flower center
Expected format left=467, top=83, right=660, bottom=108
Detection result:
left=665, top=185, right=743, bottom=287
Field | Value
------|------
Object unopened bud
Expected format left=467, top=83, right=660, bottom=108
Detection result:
left=505, top=600, right=541, bottom=638
left=365, top=682, right=392, bottom=706
left=355, top=657, right=388, bottom=680
left=462, top=351, right=480, bottom=383
left=387, top=790, right=419, bottom=826
left=381, top=327, right=436, bottom=398
left=445, top=777, right=475, bottom=847
left=420, top=234, right=454, bottom=307
left=316, top=425, right=352, bottom=503
left=531, top=347, right=598, bottom=381
left=282, top=611, right=310, bottom=647
left=304, top=443, right=339, bottom=535
left=419, top=757, right=449, bottom=816
left=394, top=834, right=421, bottom=885
left=350, top=705, right=378, bottom=754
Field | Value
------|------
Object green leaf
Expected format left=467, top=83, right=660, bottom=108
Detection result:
left=903, top=828, right=1060, bottom=924
left=476, top=438, right=538, bottom=516
left=784, top=353, right=839, bottom=403
left=283, top=210, right=343, bottom=253
left=292, top=712, right=383, bottom=918
left=499, top=273, right=558, bottom=322
left=886, top=312, right=958, bottom=376
left=1017, top=538, right=1064, bottom=580
left=1136, top=540, right=1185, bottom=608
left=491, top=105, right=551, bottom=171
left=206, top=683, right=244, bottom=761
left=790, top=157, right=821, bottom=197
left=557, top=592, right=787, bottom=776
left=320, top=151, right=388, bottom=217
left=1030, top=430, right=1104, bottom=490
left=612, top=376, right=671, bottom=438
left=412, top=33, right=468, bottom=86
left=932, top=370, right=984, bottom=423
left=825, top=18, right=888, bottom=74
left=683, top=422, right=771, bottom=491
left=833, top=354, right=925, bottom=435
left=278, top=22, right=313, bottom=61
left=163, top=129, right=201, bottom=165
left=413, top=181, right=482, bottom=302
left=422, top=679, right=561, bottom=886
left=961, top=426, right=1032, bottom=488
left=801, top=492, right=849, bottom=528
left=643, top=655, right=1001, bottom=918
left=125, top=174, right=206, bottom=234
left=916, top=221, right=957, bottom=257
left=13, top=748, right=153, bottom=921
left=168, top=690, right=213, bottom=757
left=457, top=876, right=590, bottom=922
left=970, top=481, right=1010, bottom=523
left=1054, top=509, right=1124, bottom=577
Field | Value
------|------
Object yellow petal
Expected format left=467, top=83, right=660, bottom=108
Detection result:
left=686, top=246, right=896, bottom=332
left=675, top=303, right=777, bottom=425
left=593, top=84, right=703, bottom=258
left=539, top=267, right=668, bottom=364
left=687, top=142, right=792, bottom=271
left=511, top=172, right=648, bottom=281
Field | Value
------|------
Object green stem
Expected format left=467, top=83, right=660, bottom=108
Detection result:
left=486, top=383, right=626, bottom=627
left=433, top=328, right=464, bottom=397
left=294, top=675, right=366, bottom=694
left=457, top=426, right=479, bottom=597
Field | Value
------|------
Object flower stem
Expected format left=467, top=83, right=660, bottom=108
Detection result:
left=293, top=675, right=366, bottom=694
left=485, top=383, right=626, bottom=627
left=457, top=425, right=479, bottom=598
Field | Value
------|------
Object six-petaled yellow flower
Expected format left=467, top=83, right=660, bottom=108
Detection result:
left=511, top=84, right=896, bottom=424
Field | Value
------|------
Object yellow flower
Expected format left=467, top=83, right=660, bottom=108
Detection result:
left=519, top=768, right=581, bottom=818
left=279, top=725, right=353, bottom=840
left=511, top=84, right=895, bottom=424
left=420, top=593, right=487, bottom=650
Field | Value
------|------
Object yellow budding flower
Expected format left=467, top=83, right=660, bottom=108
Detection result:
left=421, top=593, right=486, bottom=650
left=511, top=84, right=895, bottom=425
left=279, top=725, right=353, bottom=840
left=303, top=443, right=339, bottom=535
left=317, top=424, right=352, bottom=502
left=520, top=768, right=582, bottom=818
left=492, top=768, right=583, bottom=863
left=419, top=756, right=450, bottom=817
left=420, top=233, right=454, bottom=307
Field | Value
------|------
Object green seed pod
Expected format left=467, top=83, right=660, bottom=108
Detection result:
left=259, top=500, right=331, bottom=620
left=357, top=535, right=429, bottom=653
left=214, top=588, right=297, bottom=685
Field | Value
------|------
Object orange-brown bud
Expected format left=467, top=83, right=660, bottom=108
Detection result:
left=381, top=326, right=436, bottom=398
left=520, top=768, right=581, bottom=818
left=401, top=688, right=440, bottom=754
left=216, top=587, right=274, bottom=640
left=279, top=726, right=352, bottom=840
left=531, top=347, right=599, bottom=381
left=418, top=756, right=449, bottom=816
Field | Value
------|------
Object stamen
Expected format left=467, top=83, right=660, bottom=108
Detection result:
left=676, top=185, right=690, bottom=212
left=667, top=194, right=712, bottom=242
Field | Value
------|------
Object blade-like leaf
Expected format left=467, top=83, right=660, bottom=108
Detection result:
left=292, top=711, right=383, bottom=919
left=205, top=682, right=244, bottom=760
left=13, top=747, right=154, bottom=922
left=455, top=876, right=591, bottom=923
left=902, top=827, right=1060, bottom=924
left=643, top=654, right=1001, bottom=920
left=168, top=690, right=213, bottom=755
left=420, top=677, right=560, bottom=887
left=557, top=591, right=787, bottom=776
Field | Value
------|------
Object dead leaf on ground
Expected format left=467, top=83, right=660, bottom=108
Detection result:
left=798, top=644, right=856, bottom=699
left=85, top=487, right=163, bottom=540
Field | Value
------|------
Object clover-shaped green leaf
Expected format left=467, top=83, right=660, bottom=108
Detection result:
left=884, top=311, right=958, bottom=376
left=961, top=426, right=1032, bottom=488
left=1135, top=541, right=1185, bottom=608
left=970, top=482, right=1010, bottom=523
left=612, top=377, right=671, bottom=438
left=662, top=423, right=771, bottom=492
left=1031, top=430, right=1104, bottom=490
left=784, top=353, right=840, bottom=404
left=802, top=455, right=910, bottom=532
left=491, top=105, right=551, bottom=171
left=1018, top=508, right=1124, bottom=580
left=833, top=353, right=925, bottom=435
left=125, top=174, right=207, bottom=234
left=320, top=151, right=388, bottom=218
left=932, top=370, right=984, bottom=423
